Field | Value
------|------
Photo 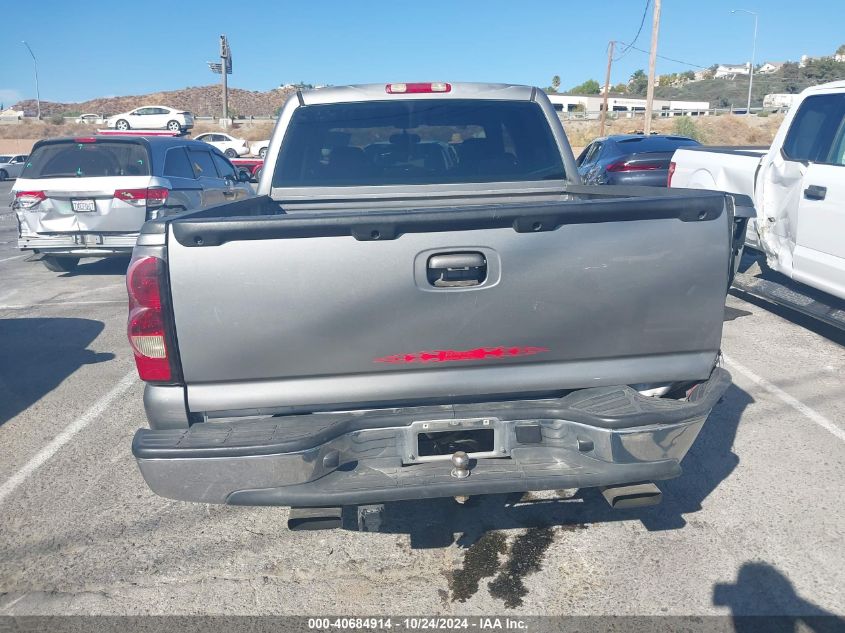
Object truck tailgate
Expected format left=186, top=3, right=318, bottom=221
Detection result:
left=165, top=191, right=732, bottom=415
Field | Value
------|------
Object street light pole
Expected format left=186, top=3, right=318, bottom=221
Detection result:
left=732, top=9, right=758, bottom=115
left=21, top=41, right=41, bottom=120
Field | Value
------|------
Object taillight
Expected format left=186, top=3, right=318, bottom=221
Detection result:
left=606, top=161, right=663, bottom=172
left=14, top=191, right=46, bottom=209
left=668, top=161, right=677, bottom=187
left=114, top=187, right=168, bottom=209
left=386, top=82, right=451, bottom=94
left=127, top=256, right=172, bottom=382
left=74, top=137, right=97, bottom=143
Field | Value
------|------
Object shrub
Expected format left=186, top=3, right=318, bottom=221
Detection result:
left=672, top=116, right=705, bottom=142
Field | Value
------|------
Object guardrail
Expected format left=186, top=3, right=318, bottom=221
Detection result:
left=556, top=106, right=785, bottom=121
left=43, top=115, right=280, bottom=124
left=15, top=109, right=785, bottom=125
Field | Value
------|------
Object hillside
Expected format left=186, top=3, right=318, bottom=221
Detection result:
left=13, top=84, right=298, bottom=118
left=653, top=69, right=843, bottom=108
left=556, top=51, right=845, bottom=108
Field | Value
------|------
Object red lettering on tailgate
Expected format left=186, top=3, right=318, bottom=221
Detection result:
left=374, top=346, right=549, bottom=364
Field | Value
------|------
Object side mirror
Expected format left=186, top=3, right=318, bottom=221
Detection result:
left=237, top=169, right=252, bottom=183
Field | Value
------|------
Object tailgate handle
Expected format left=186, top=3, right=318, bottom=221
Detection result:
left=804, top=185, right=826, bottom=201
left=427, top=252, right=487, bottom=288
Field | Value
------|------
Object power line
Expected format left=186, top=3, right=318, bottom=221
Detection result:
left=617, top=41, right=709, bottom=69
left=614, top=0, right=651, bottom=61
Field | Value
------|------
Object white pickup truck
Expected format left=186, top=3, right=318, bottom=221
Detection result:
left=670, top=80, right=845, bottom=305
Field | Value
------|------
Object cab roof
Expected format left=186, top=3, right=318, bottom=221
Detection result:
left=300, top=82, right=539, bottom=106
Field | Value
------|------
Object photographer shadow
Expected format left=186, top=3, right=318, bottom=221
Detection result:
left=713, top=562, right=844, bottom=632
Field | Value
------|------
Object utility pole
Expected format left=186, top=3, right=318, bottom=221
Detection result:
left=21, top=41, right=41, bottom=120
left=732, top=9, right=758, bottom=115
left=643, top=0, right=662, bottom=134
left=599, top=40, right=615, bottom=137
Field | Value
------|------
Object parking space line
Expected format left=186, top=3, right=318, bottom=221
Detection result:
left=0, top=371, right=137, bottom=505
left=724, top=354, right=845, bottom=443
left=0, top=255, right=25, bottom=264
left=0, top=300, right=127, bottom=309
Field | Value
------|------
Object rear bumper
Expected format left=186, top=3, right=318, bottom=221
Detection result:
left=133, top=367, right=730, bottom=507
left=18, top=233, right=138, bottom=256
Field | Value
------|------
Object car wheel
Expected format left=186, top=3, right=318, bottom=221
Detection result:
left=0, top=169, right=7, bottom=181
left=42, top=256, right=80, bottom=272
left=224, top=148, right=237, bottom=158
left=253, top=167, right=262, bottom=181
left=258, top=147, right=267, bottom=159
left=166, top=120, right=182, bottom=132
left=115, top=119, right=130, bottom=131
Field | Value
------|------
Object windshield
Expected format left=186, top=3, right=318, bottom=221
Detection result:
left=272, top=99, right=565, bottom=187
left=0, top=156, right=10, bottom=164
left=20, top=140, right=151, bottom=179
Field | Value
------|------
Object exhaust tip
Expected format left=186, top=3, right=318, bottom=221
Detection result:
left=600, top=482, right=662, bottom=509
left=287, top=507, right=343, bottom=531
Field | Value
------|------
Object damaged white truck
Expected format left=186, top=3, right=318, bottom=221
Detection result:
left=127, top=82, right=751, bottom=530
left=670, top=80, right=845, bottom=325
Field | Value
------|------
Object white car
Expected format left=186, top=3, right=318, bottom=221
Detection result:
left=249, top=139, right=270, bottom=158
left=76, top=113, right=104, bottom=125
left=194, top=132, right=250, bottom=158
left=107, top=106, right=194, bottom=132
left=0, top=154, right=28, bottom=180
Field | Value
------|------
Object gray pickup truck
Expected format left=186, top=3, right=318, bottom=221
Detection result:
left=128, top=82, right=750, bottom=529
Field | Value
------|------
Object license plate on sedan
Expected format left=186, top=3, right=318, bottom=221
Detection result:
left=71, top=199, right=96, bottom=213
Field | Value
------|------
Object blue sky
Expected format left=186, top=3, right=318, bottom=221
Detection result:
left=2, top=0, right=844, bottom=105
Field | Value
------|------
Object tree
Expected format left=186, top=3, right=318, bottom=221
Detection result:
left=552, top=75, right=561, bottom=91
left=568, top=79, right=601, bottom=94
left=658, top=74, right=675, bottom=87
left=611, top=82, right=628, bottom=94
left=780, top=62, right=803, bottom=94
left=837, top=44, right=845, bottom=56
left=628, top=69, right=649, bottom=95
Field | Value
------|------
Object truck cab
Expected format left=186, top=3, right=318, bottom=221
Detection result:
left=670, top=80, right=845, bottom=301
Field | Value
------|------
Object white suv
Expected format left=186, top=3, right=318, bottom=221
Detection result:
left=107, top=106, right=194, bottom=132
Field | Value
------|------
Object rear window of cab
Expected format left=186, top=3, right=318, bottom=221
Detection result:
left=272, top=99, right=565, bottom=187
left=21, top=141, right=151, bottom=179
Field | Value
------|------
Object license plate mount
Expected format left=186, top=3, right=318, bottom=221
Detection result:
left=71, top=199, right=96, bottom=213
left=402, top=417, right=507, bottom=464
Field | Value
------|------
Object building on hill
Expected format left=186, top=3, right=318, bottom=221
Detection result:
left=715, top=63, right=750, bottom=79
left=546, top=94, right=709, bottom=120
left=0, top=108, right=24, bottom=121
left=758, top=62, right=785, bottom=74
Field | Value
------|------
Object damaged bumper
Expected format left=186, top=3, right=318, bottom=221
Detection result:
left=132, top=368, right=731, bottom=507
left=18, top=233, right=139, bottom=256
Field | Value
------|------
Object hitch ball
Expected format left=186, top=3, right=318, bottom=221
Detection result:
left=450, top=451, right=471, bottom=479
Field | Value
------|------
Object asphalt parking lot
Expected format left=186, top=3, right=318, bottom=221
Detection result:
left=0, top=177, right=843, bottom=619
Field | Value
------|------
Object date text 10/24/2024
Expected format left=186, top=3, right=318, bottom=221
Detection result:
left=307, top=618, right=529, bottom=631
